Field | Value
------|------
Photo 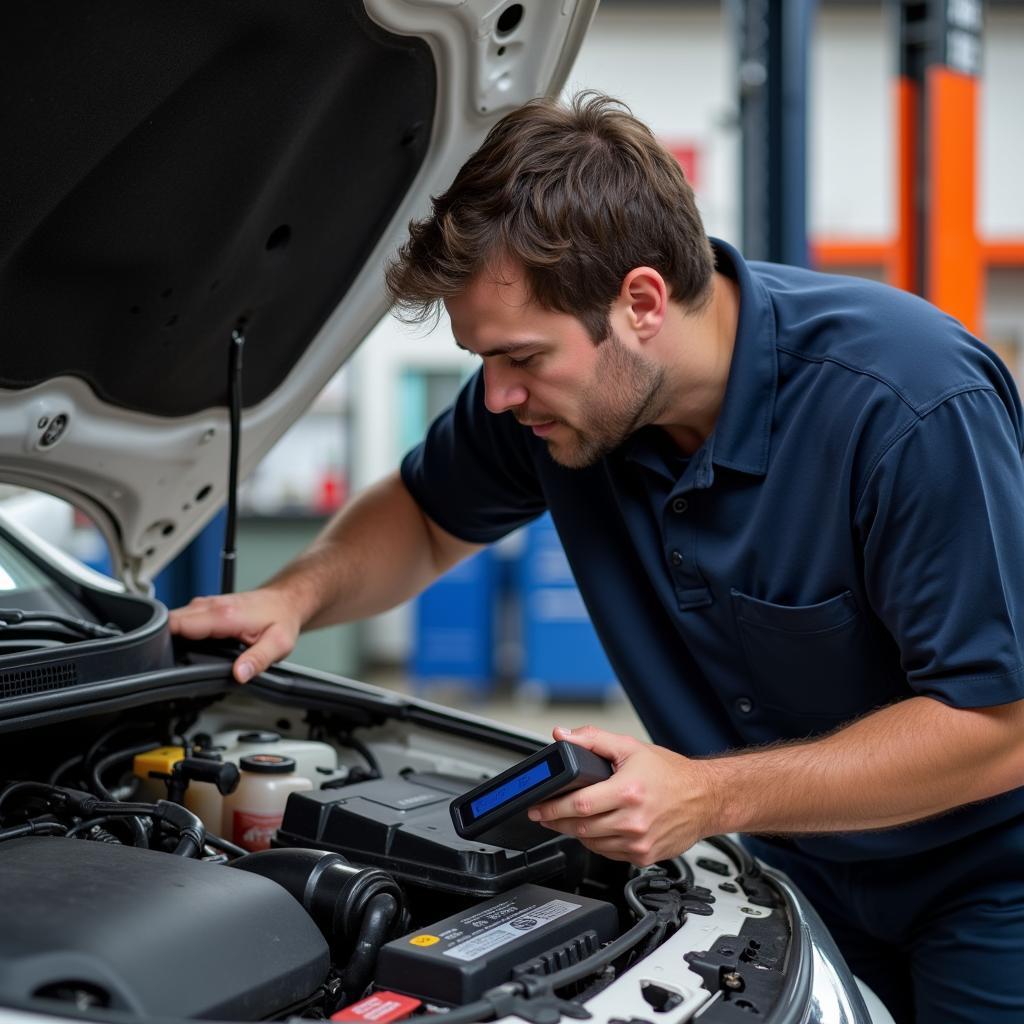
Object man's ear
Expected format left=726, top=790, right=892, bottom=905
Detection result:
left=619, top=267, right=668, bottom=341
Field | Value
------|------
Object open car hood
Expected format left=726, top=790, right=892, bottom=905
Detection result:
left=0, top=0, right=597, bottom=591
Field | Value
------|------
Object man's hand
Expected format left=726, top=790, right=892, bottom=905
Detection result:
left=167, top=472, right=483, bottom=686
left=527, top=725, right=719, bottom=866
left=169, top=587, right=303, bottom=684
left=530, top=700, right=1024, bottom=862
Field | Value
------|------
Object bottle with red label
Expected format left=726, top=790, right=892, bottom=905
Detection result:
left=221, top=753, right=313, bottom=851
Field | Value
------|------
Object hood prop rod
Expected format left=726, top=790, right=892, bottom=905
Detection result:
left=220, top=327, right=245, bottom=594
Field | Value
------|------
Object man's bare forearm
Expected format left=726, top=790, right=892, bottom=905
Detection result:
left=518, top=696, right=1024, bottom=864
left=706, top=695, right=1024, bottom=836
left=263, top=471, right=482, bottom=631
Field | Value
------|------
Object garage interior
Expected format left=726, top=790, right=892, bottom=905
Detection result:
left=5, top=0, right=1022, bottom=741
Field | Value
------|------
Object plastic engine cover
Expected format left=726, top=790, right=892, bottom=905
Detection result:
left=0, top=837, right=329, bottom=1019
left=278, top=773, right=580, bottom=898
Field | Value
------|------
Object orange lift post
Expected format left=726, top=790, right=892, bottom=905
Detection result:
left=892, top=0, right=985, bottom=335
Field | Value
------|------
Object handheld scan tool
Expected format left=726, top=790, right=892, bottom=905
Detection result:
left=450, top=740, right=613, bottom=849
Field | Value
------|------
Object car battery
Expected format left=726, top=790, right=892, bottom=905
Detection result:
left=374, top=883, right=617, bottom=1006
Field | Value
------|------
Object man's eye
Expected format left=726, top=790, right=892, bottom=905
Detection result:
left=509, top=354, right=535, bottom=369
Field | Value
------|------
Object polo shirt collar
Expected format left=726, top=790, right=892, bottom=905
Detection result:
left=708, top=238, right=778, bottom=475
left=620, top=238, right=777, bottom=480
left=620, top=424, right=691, bottom=482
left=706, top=238, right=777, bottom=476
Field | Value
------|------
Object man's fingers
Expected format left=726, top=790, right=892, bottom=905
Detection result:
left=233, top=657, right=255, bottom=684
left=539, top=820, right=657, bottom=866
left=535, top=809, right=626, bottom=840
left=529, top=776, right=622, bottom=822
left=582, top=837, right=658, bottom=867
left=552, top=724, right=637, bottom=767
left=168, top=598, right=212, bottom=635
left=530, top=728, right=644, bottom=822
left=169, top=590, right=300, bottom=682
left=169, top=596, right=246, bottom=639
left=233, top=623, right=296, bottom=684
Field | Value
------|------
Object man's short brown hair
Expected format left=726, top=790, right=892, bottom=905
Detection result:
left=385, top=91, right=715, bottom=341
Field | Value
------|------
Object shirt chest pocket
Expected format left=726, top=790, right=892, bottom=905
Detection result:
left=730, top=588, right=897, bottom=724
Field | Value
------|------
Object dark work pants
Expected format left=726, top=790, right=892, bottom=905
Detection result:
left=743, top=817, right=1024, bottom=1024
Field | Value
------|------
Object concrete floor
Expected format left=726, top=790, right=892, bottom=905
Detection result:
left=361, top=668, right=650, bottom=742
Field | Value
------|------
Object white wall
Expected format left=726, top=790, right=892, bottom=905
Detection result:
left=564, top=3, right=740, bottom=241
left=981, top=6, right=1024, bottom=237
left=811, top=4, right=892, bottom=238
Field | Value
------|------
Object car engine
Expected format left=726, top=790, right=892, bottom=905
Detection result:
left=0, top=705, right=793, bottom=1024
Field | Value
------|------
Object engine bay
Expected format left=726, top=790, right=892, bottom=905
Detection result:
left=0, top=510, right=799, bottom=1023
left=0, top=688, right=793, bottom=1024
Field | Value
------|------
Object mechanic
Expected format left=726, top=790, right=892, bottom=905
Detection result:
left=170, top=93, right=1024, bottom=1022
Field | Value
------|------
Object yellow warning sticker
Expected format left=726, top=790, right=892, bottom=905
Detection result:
left=409, top=934, right=440, bottom=947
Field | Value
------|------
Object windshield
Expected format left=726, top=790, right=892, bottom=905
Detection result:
left=0, top=529, right=97, bottom=623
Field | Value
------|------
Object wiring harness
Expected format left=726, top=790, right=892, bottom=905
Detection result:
left=432, top=867, right=716, bottom=1024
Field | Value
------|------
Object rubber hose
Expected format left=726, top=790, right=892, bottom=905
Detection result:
left=230, top=848, right=403, bottom=951
left=0, top=820, right=67, bottom=842
left=339, top=892, right=398, bottom=1001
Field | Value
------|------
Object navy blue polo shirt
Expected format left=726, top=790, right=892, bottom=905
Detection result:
left=401, top=239, right=1024, bottom=861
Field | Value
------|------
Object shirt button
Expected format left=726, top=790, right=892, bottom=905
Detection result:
left=735, top=697, right=754, bottom=715
left=670, top=550, right=683, bottom=567
left=672, top=498, right=689, bottom=514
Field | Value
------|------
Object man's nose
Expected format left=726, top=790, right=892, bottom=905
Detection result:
left=482, top=364, right=528, bottom=414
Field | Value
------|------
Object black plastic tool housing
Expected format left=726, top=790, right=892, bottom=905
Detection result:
left=450, top=741, right=613, bottom=850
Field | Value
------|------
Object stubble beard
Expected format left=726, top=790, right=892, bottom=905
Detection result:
left=546, top=332, right=668, bottom=469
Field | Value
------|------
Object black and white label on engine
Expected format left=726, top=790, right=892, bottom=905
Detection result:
left=443, top=898, right=581, bottom=962
left=377, top=884, right=619, bottom=1006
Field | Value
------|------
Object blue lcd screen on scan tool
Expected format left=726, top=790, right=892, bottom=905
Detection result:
left=470, top=761, right=553, bottom=819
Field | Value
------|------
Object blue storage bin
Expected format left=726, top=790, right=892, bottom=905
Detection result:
left=519, top=514, right=619, bottom=700
left=411, top=548, right=496, bottom=694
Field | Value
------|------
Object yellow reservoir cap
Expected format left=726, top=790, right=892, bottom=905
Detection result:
left=133, top=746, right=185, bottom=779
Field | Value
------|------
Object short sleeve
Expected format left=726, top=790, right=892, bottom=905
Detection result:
left=856, top=387, right=1024, bottom=707
left=400, top=369, right=548, bottom=543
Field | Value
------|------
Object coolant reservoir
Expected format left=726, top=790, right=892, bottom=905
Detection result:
left=212, top=730, right=340, bottom=781
left=222, top=754, right=313, bottom=852
left=184, top=767, right=229, bottom=835
left=185, top=731, right=340, bottom=834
